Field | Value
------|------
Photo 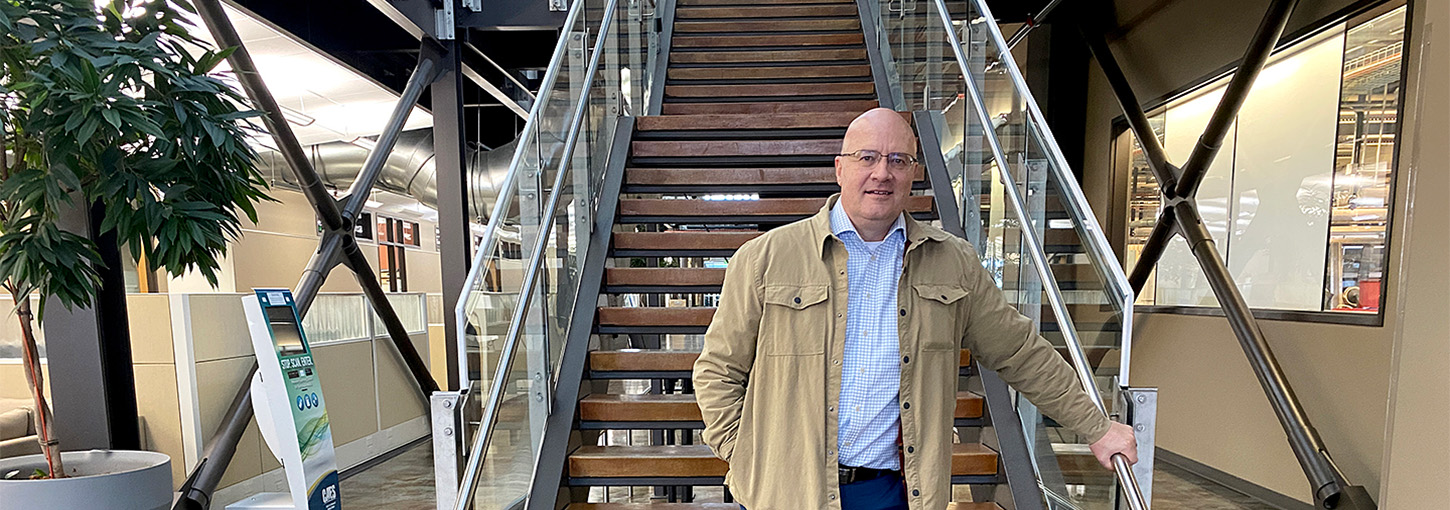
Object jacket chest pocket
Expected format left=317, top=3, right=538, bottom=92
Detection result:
left=912, top=283, right=969, bottom=351
left=759, top=284, right=829, bottom=355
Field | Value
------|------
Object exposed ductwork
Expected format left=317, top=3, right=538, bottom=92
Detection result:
left=252, top=128, right=517, bottom=223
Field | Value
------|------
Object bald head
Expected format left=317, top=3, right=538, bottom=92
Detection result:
left=841, top=108, right=917, bottom=154
left=833, top=108, right=919, bottom=242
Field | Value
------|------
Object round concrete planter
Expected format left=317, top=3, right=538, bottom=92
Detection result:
left=0, top=450, right=171, bottom=510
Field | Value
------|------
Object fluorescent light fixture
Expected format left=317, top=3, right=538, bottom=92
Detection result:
left=365, top=199, right=384, bottom=209
left=281, top=106, right=315, bottom=127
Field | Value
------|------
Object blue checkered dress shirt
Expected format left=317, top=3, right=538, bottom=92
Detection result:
left=829, top=201, right=907, bottom=471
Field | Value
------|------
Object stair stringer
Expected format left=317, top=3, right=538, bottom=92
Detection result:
left=917, top=110, right=1047, bottom=510
left=525, top=116, right=637, bottom=510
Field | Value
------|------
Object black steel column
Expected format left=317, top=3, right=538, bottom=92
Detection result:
left=430, top=39, right=472, bottom=391
left=40, top=201, right=140, bottom=452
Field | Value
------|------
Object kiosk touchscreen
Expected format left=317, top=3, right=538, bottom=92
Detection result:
left=237, top=289, right=341, bottom=510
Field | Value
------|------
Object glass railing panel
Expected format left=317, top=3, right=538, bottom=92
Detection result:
left=450, top=0, right=661, bottom=505
left=874, top=0, right=1142, bottom=506
left=955, top=0, right=1137, bottom=507
left=463, top=317, right=537, bottom=509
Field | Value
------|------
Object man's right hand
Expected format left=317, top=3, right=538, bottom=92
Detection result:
left=1088, top=421, right=1138, bottom=470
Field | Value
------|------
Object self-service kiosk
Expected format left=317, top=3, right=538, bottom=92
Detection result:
left=227, top=289, right=341, bottom=510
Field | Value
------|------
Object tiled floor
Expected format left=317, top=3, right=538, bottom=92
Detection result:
left=342, top=441, right=1285, bottom=509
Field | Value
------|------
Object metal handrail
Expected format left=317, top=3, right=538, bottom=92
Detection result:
left=965, top=0, right=1138, bottom=386
left=450, top=0, right=622, bottom=506
left=452, top=0, right=587, bottom=392
left=929, top=2, right=1147, bottom=509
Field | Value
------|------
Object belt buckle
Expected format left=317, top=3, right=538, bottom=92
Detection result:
left=838, top=466, right=855, bottom=486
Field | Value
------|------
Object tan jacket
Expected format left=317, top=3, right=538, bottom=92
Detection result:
left=692, top=195, right=1111, bottom=510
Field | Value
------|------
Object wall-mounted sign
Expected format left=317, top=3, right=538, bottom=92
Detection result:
left=315, top=211, right=373, bottom=241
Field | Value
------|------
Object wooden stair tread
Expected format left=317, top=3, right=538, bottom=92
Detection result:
left=672, top=33, right=865, bottom=48
left=606, top=268, right=727, bottom=286
left=679, top=0, right=852, bottom=5
left=614, top=231, right=763, bottom=251
left=666, top=82, right=874, bottom=98
left=668, top=64, right=871, bottom=80
left=675, top=5, right=858, bottom=17
left=952, top=443, right=999, bottom=476
left=590, top=350, right=700, bottom=372
left=619, top=195, right=935, bottom=217
left=674, top=19, right=860, bottom=33
left=670, top=48, right=867, bottom=64
left=598, top=307, right=716, bottom=326
left=569, top=445, right=727, bottom=478
left=627, top=166, right=922, bottom=186
left=628, top=167, right=838, bottom=185
left=636, top=112, right=863, bottom=131
left=579, top=394, right=703, bottom=422
left=632, top=139, right=840, bottom=157
left=579, top=392, right=976, bottom=422
left=662, top=100, right=879, bottom=115
left=588, top=348, right=972, bottom=371
left=567, top=505, right=745, bottom=510
left=955, top=391, right=984, bottom=419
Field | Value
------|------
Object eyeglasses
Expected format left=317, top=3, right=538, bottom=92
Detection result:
left=837, top=149, right=919, bottom=170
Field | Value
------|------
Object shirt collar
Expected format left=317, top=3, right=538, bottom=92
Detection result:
left=809, top=194, right=953, bottom=258
left=829, top=200, right=905, bottom=243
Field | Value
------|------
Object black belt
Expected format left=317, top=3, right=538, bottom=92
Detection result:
left=838, top=464, right=898, bottom=486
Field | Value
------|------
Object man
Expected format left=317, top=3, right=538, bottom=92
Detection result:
left=692, top=108, right=1137, bottom=510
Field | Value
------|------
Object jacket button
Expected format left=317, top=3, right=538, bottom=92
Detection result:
left=907, top=446, right=914, bottom=453
left=940, top=294, right=948, bottom=300
left=912, top=489, right=920, bottom=497
left=900, top=309, right=906, bottom=316
left=794, top=297, right=801, bottom=304
left=902, top=356, right=909, bottom=364
left=903, top=402, right=911, bottom=410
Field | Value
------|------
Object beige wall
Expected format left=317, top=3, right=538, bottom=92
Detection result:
left=1078, top=0, right=1447, bottom=504
left=1377, top=0, right=1450, bottom=504
left=232, top=188, right=443, bottom=295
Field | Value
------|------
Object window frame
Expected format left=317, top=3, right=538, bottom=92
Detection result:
left=1108, top=0, right=1415, bottom=327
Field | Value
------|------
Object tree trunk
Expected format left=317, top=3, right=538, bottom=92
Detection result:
left=13, top=292, right=64, bottom=478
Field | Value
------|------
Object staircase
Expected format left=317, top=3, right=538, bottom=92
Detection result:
left=446, top=0, right=1149, bottom=507
left=530, top=0, right=1009, bottom=507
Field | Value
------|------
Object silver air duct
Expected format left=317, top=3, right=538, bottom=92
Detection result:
left=253, top=128, right=516, bottom=223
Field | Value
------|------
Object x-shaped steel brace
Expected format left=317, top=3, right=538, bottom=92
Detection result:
left=175, top=2, right=451, bottom=508
left=1077, top=0, right=1378, bottom=507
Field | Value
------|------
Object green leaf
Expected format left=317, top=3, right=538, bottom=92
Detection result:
left=76, top=116, right=100, bottom=144
left=101, top=108, right=120, bottom=128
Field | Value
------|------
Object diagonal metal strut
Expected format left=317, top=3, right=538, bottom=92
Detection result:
left=1080, top=0, right=1377, bottom=507
left=176, top=1, right=444, bottom=508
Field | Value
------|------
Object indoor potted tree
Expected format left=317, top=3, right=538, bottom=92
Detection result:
left=0, top=0, right=268, bottom=505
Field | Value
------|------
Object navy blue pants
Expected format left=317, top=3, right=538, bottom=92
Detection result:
left=740, top=472, right=909, bottom=510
